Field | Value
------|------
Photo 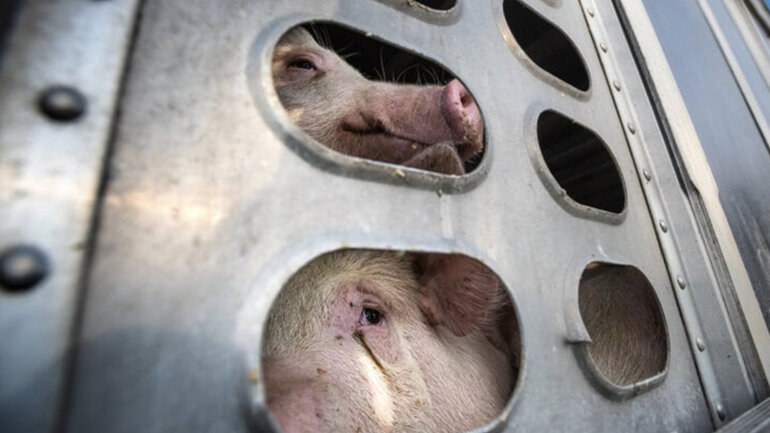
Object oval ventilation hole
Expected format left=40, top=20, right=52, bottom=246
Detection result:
left=413, top=0, right=457, bottom=10
left=272, top=22, right=486, bottom=175
left=502, top=0, right=590, bottom=91
left=578, top=263, right=668, bottom=388
left=537, top=110, right=625, bottom=214
left=261, top=249, right=520, bottom=433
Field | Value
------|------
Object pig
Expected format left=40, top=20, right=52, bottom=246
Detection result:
left=579, top=265, right=667, bottom=386
left=260, top=253, right=669, bottom=433
left=261, top=250, right=517, bottom=433
left=271, top=27, right=484, bottom=175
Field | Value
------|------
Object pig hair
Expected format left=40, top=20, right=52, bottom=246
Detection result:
left=263, top=250, right=420, bottom=359
left=416, top=254, right=507, bottom=337
left=579, top=265, right=667, bottom=385
left=262, top=250, right=515, bottom=433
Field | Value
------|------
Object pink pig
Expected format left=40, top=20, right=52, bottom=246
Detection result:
left=262, top=251, right=517, bottom=433
left=272, top=28, right=485, bottom=175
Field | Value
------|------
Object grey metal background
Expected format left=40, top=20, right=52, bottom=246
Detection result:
left=642, top=0, right=770, bottom=331
left=0, top=1, right=140, bottom=432
left=1, top=0, right=768, bottom=432
left=60, top=0, right=723, bottom=431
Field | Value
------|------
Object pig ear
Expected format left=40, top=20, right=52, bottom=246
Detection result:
left=277, top=27, right=317, bottom=48
left=415, top=254, right=503, bottom=336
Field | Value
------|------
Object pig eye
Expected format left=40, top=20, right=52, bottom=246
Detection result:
left=362, top=308, right=383, bottom=326
left=288, top=59, right=316, bottom=71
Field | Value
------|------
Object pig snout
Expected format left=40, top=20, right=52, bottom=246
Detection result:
left=273, top=27, right=486, bottom=174
left=348, top=78, right=484, bottom=165
left=440, top=79, right=484, bottom=160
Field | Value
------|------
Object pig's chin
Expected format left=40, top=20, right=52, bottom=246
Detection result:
left=338, top=129, right=476, bottom=166
left=337, top=129, right=428, bottom=164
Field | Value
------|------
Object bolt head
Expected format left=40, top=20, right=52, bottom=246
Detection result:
left=715, top=403, right=726, bottom=421
left=627, top=122, right=636, bottom=134
left=643, top=169, right=652, bottom=181
left=696, top=337, right=706, bottom=352
left=587, top=7, right=595, bottom=17
left=677, top=275, right=686, bottom=289
left=600, top=42, right=608, bottom=52
left=38, top=86, right=86, bottom=121
left=0, top=245, right=50, bottom=292
left=659, top=219, right=669, bottom=233
left=613, top=80, right=621, bottom=91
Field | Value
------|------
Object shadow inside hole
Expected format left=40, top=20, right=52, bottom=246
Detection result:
left=502, top=0, right=590, bottom=92
left=578, top=263, right=668, bottom=387
left=272, top=22, right=486, bottom=175
left=413, top=0, right=458, bottom=10
left=537, top=110, right=625, bottom=214
left=260, top=249, right=520, bottom=433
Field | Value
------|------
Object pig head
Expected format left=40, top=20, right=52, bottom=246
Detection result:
left=261, top=251, right=516, bottom=433
left=272, top=28, right=484, bottom=175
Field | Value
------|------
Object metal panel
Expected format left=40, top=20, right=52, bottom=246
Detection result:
left=61, top=1, right=734, bottom=431
left=643, top=0, right=770, bottom=333
left=616, top=0, right=770, bottom=420
left=0, top=1, right=140, bottom=432
left=716, top=396, right=770, bottom=433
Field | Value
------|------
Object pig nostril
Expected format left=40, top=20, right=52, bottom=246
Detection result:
left=460, top=94, right=472, bottom=108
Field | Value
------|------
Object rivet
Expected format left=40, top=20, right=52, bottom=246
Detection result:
left=586, top=7, right=595, bottom=17
left=659, top=219, right=668, bottom=233
left=715, top=403, right=726, bottom=421
left=599, top=42, right=608, bottom=52
left=613, top=80, right=621, bottom=91
left=696, top=337, right=706, bottom=352
left=643, top=169, right=652, bottom=181
left=677, top=275, right=686, bottom=289
left=627, top=122, right=636, bottom=134
left=0, top=245, right=50, bottom=292
left=38, top=86, right=86, bottom=121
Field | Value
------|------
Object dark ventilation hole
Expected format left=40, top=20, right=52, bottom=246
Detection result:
left=502, top=0, right=590, bottom=91
left=261, top=249, right=520, bottom=432
left=537, top=110, right=625, bottom=214
left=303, top=22, right=453, bottom=86
left=273, top=22, right=486, bottom=175
left=414, top=0, right=457, bottom=10
left=578, top=263, right=668, bottom=386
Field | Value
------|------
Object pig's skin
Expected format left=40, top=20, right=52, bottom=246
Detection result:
left=264, top=26, right=668, bottom=433
left=579, top=265, right=667, bottom=386
left=261, top=252, right=669, bottom=433
left=262, top=251, right=514, bottom=433
left=271, top=28, right=484, bottom=175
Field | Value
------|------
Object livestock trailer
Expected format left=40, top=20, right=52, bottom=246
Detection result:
left=1, top=0, right=770, bottom=432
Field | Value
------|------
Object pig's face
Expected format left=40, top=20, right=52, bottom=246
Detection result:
left=271, top=28, right=485, bottom=175
left=262, top=251, right=514, bottom=433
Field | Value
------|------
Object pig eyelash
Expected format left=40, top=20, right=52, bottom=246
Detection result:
left=287, top=58, right=317, bottom=71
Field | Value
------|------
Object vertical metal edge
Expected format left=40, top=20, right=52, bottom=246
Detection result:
left=614, top=0, right=770, bottom=384
left=721, top=0, right=770, bottom=94
left=579, top=0, right=770, bottom=426
left=0, top=1, right=142, bottom=432
left=57, top=2, right=146, bottom=431
left=693, top=0, right=770, bottom=155
left=619, top=0, right=770, bottom=409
